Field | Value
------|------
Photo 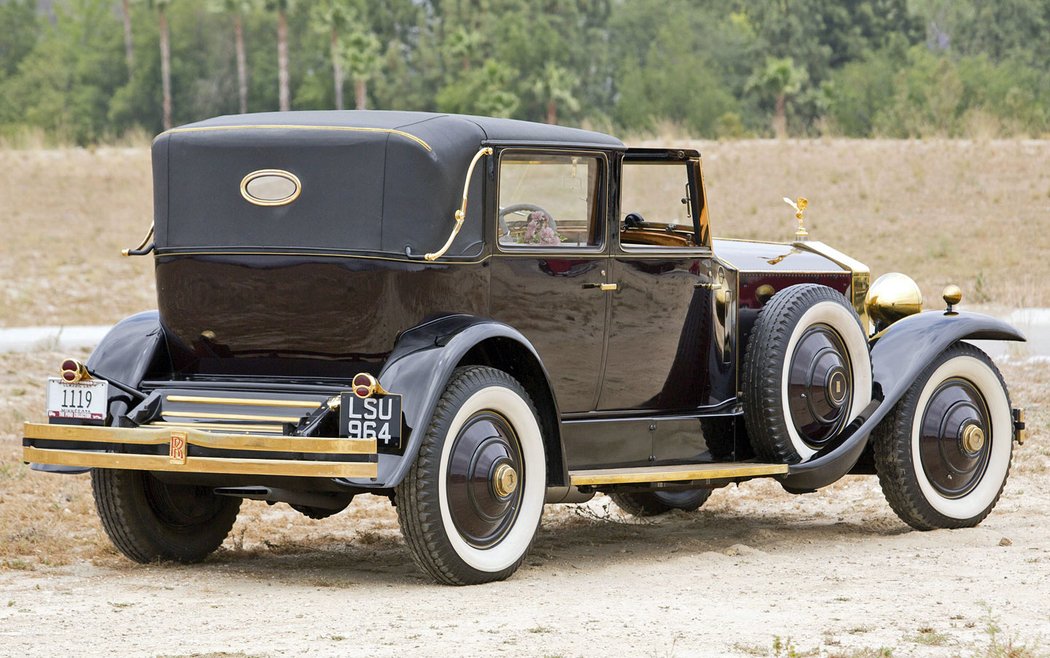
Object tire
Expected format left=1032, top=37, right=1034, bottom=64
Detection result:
left=91, top=469, right=240, bottom=563
left=873, top=342, right=1012, bottom=530
left=743, top=284, right=872, bottom=464
left=610, top=488, right=712, bottom=517
left=395, top=366, right=546, bottom=585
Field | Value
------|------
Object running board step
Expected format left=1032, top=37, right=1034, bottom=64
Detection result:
left=569, top=462, right=788, bottom=486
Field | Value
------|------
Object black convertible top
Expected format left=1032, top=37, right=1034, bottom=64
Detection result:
left=152, top=111, right=623, bottom=257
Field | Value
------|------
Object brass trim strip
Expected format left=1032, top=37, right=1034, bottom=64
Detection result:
left=569, top=462, right=788, bottom=486
left=164, top=411, right=303, bottom=423
left=165, top=395, right=322, bottom=409
left=152, top=421, right=286, bottom=433
left=162, top=124, right=432, bottom=152
left=24, top=447, right=377, bottom=479
left=24, top=422, right=376, bottom=454
left=157, top=250, right=489, bottom=266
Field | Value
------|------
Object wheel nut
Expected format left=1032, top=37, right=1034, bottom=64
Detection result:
left=962, top=424, right=986, bottom=453
left=493, top=463, right=518, bottom=498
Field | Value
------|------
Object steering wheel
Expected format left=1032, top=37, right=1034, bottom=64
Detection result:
left=498, top=203, right=557, bottom=239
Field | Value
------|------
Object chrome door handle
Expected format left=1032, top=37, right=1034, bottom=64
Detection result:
left=583, top=283, right=618, bottom=292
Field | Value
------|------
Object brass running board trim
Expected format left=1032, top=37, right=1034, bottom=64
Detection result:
left=24, top=422, right=375, bottom=454
left=165, top=395, right=322, bottom=409
left=23, top=447, right=377, bottom=479
left=569, top=462, right=788, bottom=486
left=164, top=410, right=304, bottom=423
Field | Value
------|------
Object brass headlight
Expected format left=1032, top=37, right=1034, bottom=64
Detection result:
left=865, top=272, right=923, bottom=327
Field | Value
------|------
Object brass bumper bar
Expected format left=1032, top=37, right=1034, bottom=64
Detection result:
left=23, top=422, right=377, bottom=479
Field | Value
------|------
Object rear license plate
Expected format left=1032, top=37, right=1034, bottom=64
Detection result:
left=340, top=393, right=402, bottom=450
left=46, top=377, right=109, bottom=421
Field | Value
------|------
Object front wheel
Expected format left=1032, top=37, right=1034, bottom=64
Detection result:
left=873, top=343, right=1013, bottom=530
left=396, top=366, right=546, bottom=585
left=91, top=469, right=240, bottom=563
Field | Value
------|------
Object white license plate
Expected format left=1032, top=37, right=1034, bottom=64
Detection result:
left=46, top=377, right=109, bottom=421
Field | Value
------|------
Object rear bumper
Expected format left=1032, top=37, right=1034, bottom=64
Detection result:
left=22, top=422, right=378, bottom=479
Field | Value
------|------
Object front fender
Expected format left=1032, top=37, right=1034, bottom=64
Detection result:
left=340, top=314, right=564, bottom=489
left=780, top=310, right=1025, bottom=491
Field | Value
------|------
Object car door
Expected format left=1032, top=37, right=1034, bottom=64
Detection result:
left=489, top=149, right=611, bottom=414
left=595, top=149, right=734, bottom=462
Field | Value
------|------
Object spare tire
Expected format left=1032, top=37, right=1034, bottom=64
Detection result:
left=742, top=284, right=872, bottom=464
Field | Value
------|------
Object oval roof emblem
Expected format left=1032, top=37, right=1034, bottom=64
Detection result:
left=240, top=169, right=301, bottom=207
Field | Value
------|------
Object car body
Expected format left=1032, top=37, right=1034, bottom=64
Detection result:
left=24, top=111, right=1029, bottom=584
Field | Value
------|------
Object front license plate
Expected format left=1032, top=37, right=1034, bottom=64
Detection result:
left=340, top=393, right=403, bottom=450
left=46, top=377, right=109, bottom=421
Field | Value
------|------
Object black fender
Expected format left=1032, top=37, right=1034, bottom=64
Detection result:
left=779, top=310, right=1025, bottom=491
left=36, top=312, right=166, bottom=474
left=341, top=314, right=567, bottom=490
left=86, top=311, right=167, bottom=411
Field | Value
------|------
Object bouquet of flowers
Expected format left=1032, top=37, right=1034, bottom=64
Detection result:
left=522, top=210, right=561, bottom=246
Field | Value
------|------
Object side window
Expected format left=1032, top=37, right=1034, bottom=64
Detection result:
left=619, top=162, right=700, bottom=248
left=497, top=152, right=603, bottom=249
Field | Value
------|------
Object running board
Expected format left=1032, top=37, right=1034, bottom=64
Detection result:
left=569, top=462, right=788, bottom=486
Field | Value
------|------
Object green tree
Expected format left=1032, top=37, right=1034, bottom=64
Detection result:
left=264, top=0, right=293, bottom=111
left=310, top=0, right=356, bottom=110
left=209, top=0, right=256, bottom=114
left=343, top=26, right=381, bottom=110
left=746, top=56, right=808, bottom=138
left=531, top=62, right=579, bottom=125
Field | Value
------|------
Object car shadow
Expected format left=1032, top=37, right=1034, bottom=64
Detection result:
left=180, top=503, right=911, bottom=588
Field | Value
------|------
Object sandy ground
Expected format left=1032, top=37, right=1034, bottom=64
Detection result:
left=1, top=477, right=1049, bottom=657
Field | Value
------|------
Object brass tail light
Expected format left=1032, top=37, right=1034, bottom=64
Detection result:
left=60, top=359, right=91, bottom=384
left=352, top=373, right=389, bottom=399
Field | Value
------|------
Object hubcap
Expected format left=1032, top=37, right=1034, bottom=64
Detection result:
left=446, top=412, right=523, bottom=548
left=919, top=378, right=991, bottom=498
left=787, top=324, right=853, bottom=449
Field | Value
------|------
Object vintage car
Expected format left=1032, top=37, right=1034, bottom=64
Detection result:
left=24, top=111, right=1028, bottom=585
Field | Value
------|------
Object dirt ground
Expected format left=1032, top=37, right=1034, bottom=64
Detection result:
left=1, top=353, right=1048, bottom=657
left=2, top=140, right=1050, bottom=656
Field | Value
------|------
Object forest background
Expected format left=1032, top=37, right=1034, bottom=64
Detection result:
left=1, top=0, right=1049, bottom=145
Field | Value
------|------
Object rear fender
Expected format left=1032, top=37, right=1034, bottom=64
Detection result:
left=780, top=310, right=1025, bottom=491
left=341, top=314, right=566, bottom=489
left=38, top=311, right=167, bottom=474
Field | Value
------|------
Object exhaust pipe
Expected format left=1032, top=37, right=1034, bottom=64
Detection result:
left=545, top=486, right=595, bottom=504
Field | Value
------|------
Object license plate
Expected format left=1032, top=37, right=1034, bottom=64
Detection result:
left=46, top=377, right=109, bottom=421
left=340, top=393, right=402, bottom=449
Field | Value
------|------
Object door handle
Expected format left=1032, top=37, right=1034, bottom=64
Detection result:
left=695, top=282, right=720, bottom=290
left=583, top=283, right=618, bottom=292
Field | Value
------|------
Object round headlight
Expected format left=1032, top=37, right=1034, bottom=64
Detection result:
left=866, top=272, right=923, bottom=326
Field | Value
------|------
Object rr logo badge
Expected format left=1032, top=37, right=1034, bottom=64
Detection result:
left=169, top=431, right=188, bottom=465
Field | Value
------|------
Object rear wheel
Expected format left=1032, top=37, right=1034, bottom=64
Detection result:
left=91, top=469, right=240, bottom=563
left=396, top=366, right=545, bottom=585
left=873, top=343, right=1012, bottom=530
left=743, top=284, right=872, bottom=464
left=610, top=489, right=711, bottom=517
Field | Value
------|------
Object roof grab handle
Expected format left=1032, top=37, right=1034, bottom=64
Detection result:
left=425, top=147, right=493, bottom=261
left=122, top=222, right=156, bottom=257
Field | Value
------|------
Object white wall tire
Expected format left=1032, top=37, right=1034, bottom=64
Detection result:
left=873, top=342, right=1012, bottom=530
left=396, top=366, right=545, bottom=585
left=743, top=284, right=872, bottom=464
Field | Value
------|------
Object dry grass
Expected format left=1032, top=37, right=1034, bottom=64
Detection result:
left=2, top=140, right=1050, bottom=327
left=642, top=138, right=1050, bottom=308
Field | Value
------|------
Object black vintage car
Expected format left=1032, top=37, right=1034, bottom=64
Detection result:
left=24, top=111, right=1028, bottom=585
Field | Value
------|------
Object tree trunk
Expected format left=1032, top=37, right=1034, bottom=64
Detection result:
left=159, top=7, right=172, bottom=130
left=331, top=29, right=344, bottom=110
left=277, top=10, right=290, bottom=111
left=121, top=0, right=134, bottom=75
left=773, top=93, right=787, bottom=139
left=235, top=14, right=248, bottom=114
left=546, top=99, right=557, bottom=125
left=354, top=78, right=367, bottom=110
